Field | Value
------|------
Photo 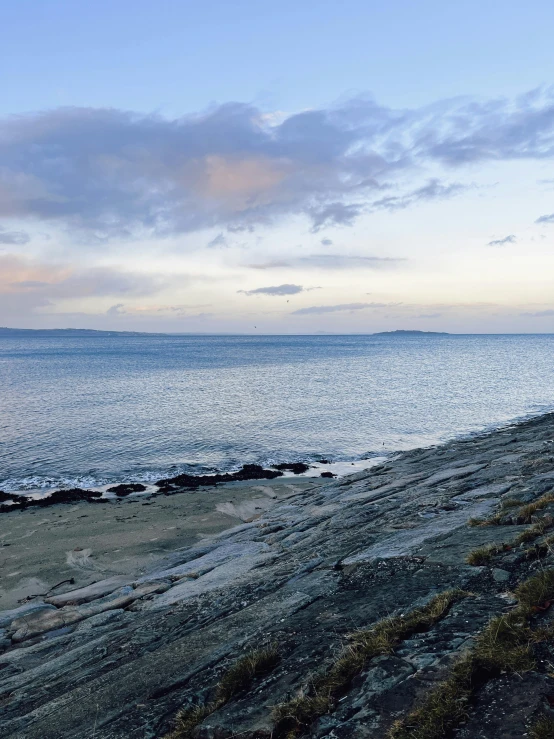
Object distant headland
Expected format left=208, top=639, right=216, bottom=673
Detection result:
left=1, top=327, right=451, bottom=337
left=0, top=327, right=144, bottom=336
left=372, top=329, right=449, bottom=336
left=0, top=327, right=452, bottom=337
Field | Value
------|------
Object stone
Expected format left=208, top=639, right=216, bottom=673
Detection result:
left=491, top=567, right=511, bottom=583
left=45, top=575, right=130, bottom=606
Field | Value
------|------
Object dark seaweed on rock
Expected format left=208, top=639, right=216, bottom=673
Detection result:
left=272, top=462, right=311, bottom=474
left=0, top=491, right=18, bottom=503
left=0, top=487, right=104, bottom=513
left=107, top=483, right=147, bottom=496
left=156, top=463, right=284, bottom=491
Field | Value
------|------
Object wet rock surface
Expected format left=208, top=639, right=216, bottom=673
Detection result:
left=156, top=464, right=284, bottom=492
left=3, top=414, right=554, bottom=737
left=273, top=462, right=311, bottom=474
left=0, top=487, right=104, bottom=513
left=107, top=483, right=148, bottom=496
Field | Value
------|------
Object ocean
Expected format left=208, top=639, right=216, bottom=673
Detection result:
left=1, top=331, right=554, bottom=491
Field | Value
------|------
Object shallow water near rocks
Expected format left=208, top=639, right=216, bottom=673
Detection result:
left=1, top=331, right=554, bottom=490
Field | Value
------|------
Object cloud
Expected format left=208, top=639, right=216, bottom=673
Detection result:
left=292, top=302, right=391, bottom=315
left=298, top=254, right=405, bottom=269
left=0, top=254, right=171, bottom=302
left=309, top=203, right=364, bottom=232
left=487, top=234, right=516, bottom=246
left=535, top=213, right=554, bottom=224
left=320, top=238, right=333, bottom=246
left=207, top=232, right=228, bottom=248
left=238, top=283, right=305, bottom=296
left=371, top=179, right=469, bottom=211
left=0, top=87, right=553, bottom=238
left=243, top=254, right=404, bottom=270
left=107, top=303, right=126, bottom=316
left=244, top=260, right=291, bottom=269
left=521, top=309, right=554, bottom=317
left=0, top=226, right=30, bottom=245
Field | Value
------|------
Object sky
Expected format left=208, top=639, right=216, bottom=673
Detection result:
left=1, top=0, right=554, bottom=333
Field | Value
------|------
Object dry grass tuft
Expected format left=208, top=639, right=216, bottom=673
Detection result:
left=164, top=645, right=279, bottom=739
left=272, top=590, right=467, bottom=738
left=525, top=534, right=554, bottom=560
left=513, top=568, right=554, bottom=612
left=530, top=715, right=554, bottom=739
left=471, top=610, right=535, bottom=672
left=387, top=656, right=474, bottom=739
left=465, top=543, right=503, bottom=566
left=468, top=513, right=503, bottom=527
left=216, top=645, right=280, bottom=703
left=165, top=705, right=213, bottom=739
left=514, top=518, right=553, bottom=546
left=469, top=494, right=554, bottom=530
left=517, top=496, right=554, bottom=524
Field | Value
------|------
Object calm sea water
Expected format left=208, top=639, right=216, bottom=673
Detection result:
left=1, top=332, right=554, bottom=490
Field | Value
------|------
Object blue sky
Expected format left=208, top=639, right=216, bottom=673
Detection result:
left=1, top=0, right=554, bottom=332
left=4, top=0, right=554, bottom=114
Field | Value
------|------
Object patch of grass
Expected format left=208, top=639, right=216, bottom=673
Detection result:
left=526, top=534, right=554, bottom=560
left=387, top=568, right=554, bottom=739
left=465, top=543, right=503, bottom=566
left=471, top=610, right=535, bottom=673
left=468, top=513, right=504, bottom=527
left=467, top=517, right=486, bottom=527
left=216, top=645, right=280, bottom=702
left=164, top=645, right=279, bottom=739
left=514, top=568, right=554, bottom=612
left=469, top=494, right=554, bottom=530
left=165, top=705, right=212, bottom=739
left=511, top=517, right=554, bottom=550
left=517, top=495, right=554, bottom=524
left=272, top=590, right=467, bottom=738
left=530, top=715, right=554, bottom=739
left=387, top=656, right=475, bottom=739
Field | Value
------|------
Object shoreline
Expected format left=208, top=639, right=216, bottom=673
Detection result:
left=3, top=404, right=553, bottom=496
left=3, top=411, right=554, bottom=737
left=0, top=475, right=323, bottom=611
left=0, top=456, right=382, bottom=496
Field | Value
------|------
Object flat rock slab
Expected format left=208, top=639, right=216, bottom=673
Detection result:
left=452, top=482, right=513, bottom=502
left=44, top=576, right=130, bottom=607
left=4, top=590, right=313, bottom=739
left=421, top=463, right=487, bottom=486
left=342, top=499, right=496, bottom=564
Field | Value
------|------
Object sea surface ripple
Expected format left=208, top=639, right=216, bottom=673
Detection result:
left=1, top=332, right=553, bottom=490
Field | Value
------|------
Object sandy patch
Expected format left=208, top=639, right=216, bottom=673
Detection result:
left=0, top=477, right=317, bottom=610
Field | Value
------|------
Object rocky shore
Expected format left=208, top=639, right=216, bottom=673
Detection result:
left=3, top=413, right=554, bottom=738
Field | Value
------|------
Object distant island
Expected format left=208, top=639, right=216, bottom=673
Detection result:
left=0, top=327, right=451, bottom=337
left=372, top=330, right=449, bottom=336
left=0, top=327, right=145, bottom=336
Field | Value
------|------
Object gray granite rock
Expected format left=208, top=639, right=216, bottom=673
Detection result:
left=3, top=413, right=554, bottom=738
